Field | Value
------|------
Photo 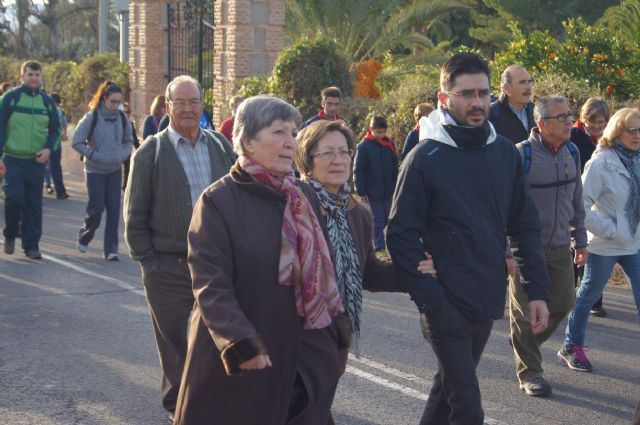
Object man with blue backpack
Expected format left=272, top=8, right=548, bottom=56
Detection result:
left=0, top=61, right=60, bottom=259
left=509, top=94, right=588, bottom=397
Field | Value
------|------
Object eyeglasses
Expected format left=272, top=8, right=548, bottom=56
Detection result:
left=626, top=127, right=640, bottom=135
left=311, top=148, right=354, bottom=161
left=444, top=88, right=492, bottom=99
left=542, top=113, right=574, bottom=123
left=169, top=98, right=202, bottom=108
left=108, top=99, right=122, bottom=104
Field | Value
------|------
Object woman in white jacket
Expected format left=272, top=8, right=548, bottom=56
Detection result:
left=558, top=107, right=640, bottom=373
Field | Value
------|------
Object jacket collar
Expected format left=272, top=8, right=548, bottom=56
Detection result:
left=419, top=108, right=497, bottom=149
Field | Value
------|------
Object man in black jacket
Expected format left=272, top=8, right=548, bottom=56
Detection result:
left=386, top=53, right=550, bottom=425
left=489, top=64, right=535, bottom=144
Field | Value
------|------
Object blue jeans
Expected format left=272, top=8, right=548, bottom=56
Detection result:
left=78, top=170, right=121, bottom=256
left=2, top=156, right=45, bottom=251
left=370, top=198, right=392, bottom=251
left=564, top=251, right=640, bottom=346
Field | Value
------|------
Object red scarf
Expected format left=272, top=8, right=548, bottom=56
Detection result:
left=364, top=133, right=397, bottom=155
left=573, top=119, right=599, bottom=144
left=238, top=155, right=343, bottom=330
left=317, top=110, right=343, bottom=121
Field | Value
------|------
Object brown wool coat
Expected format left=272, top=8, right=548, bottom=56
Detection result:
left=174, top=165, right=405, bottom=425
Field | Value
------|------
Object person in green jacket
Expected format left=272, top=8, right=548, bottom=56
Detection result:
left=0, top=61, right=60, bottom=259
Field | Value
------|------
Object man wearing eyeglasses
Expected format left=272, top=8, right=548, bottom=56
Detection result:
left=508, top=95, right=588, bottom=398
left=387, top=52, right=550, bottom=424
left=124, top=75, right=236, bottom=422
left=489, top=65, right=536, bottom=144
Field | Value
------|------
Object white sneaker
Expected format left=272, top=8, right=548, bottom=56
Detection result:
left=76, top=242, right=88, bottom=253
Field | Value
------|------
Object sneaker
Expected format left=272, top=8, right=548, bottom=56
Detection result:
left=519, top=376, right=552, bottom=397
left=56, top=192, right=70, bottom=200
left=76, top=242, right=88, bottom=253
left=106, top=253, right=119, bottom=261
left=590, top=307, right=607, bottom=317
left=4, top=239, right=15, bottom=255
left=45, top=184, right=54, bottom=195
left=557, top=345, right=593, bottom=372
left=25, top=249, right=42, bottom=260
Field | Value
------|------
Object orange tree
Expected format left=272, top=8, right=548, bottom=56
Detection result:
left=492, top=18, right=640, bottom=100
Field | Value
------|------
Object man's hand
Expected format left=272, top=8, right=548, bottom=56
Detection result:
left=0, top=158, right=5, bottom=176
left=360, top=195, right=369, bottom=204
left=528, top=300, right=549, bottom=336
left=239, top=354, right=272, bottom=371
left=35, top=148, right=51, bottom=164
left=417, top=252, right=437, bottom=277
left=574, top=247, right=588, bottom=267
left=505, top=257, right=517, bottom=278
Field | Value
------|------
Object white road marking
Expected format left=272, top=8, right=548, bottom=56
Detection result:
left=41, top=253, right=146, bottom=297
left=349, top=354, right=425, bottom=383
left=345, top=365, right=428, bottom=401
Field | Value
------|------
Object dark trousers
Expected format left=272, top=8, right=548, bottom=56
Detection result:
left=369, top=197, right=392, bottom=251
left=141, top=253, right=195, bottom=414
left=45, top=148, right=67, bottom=195
left=419, top=302, right=493, bottom=425
left=78, top=170, right=121, bottom=255
left=2, top=156, right=45, bottom=251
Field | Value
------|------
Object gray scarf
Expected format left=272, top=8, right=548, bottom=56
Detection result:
left=613, top=140, right=640, bottom=236
left=308, top=179, right=363, bottom=354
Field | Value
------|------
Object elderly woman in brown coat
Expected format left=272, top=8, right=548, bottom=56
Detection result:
left=174, top=95, right=349, bottom=425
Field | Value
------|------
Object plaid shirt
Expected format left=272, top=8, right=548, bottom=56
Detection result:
left=167, top=126, right=212, bottom=206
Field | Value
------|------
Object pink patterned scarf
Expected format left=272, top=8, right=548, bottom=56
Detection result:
left=239, top=155, right=343, bottom=329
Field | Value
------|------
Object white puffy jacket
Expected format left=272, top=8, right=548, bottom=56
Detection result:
left=582, top=148, right=640, bottom=255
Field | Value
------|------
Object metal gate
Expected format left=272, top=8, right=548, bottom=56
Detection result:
left=166, top=0, right=215, bottom=90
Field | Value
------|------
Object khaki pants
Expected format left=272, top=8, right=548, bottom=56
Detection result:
left=509, top=245, right=575, bottom=382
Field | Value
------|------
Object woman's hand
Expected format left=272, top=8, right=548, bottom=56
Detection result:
left=239, top=354, right=272, bottom=371
left=417, top=252, right=437, bottom=277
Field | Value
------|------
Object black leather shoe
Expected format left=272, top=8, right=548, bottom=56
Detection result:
left=4, top=239, right=14, bottom=255
left=25, top=249, right=42, bottom=260
left=56, top=192, right=70, bottom=199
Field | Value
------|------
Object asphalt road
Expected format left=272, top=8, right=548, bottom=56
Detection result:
left=1, top=142, right=639, bottom=424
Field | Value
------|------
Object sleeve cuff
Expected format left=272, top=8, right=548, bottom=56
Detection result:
left=220, top=334, right=267, bottom=376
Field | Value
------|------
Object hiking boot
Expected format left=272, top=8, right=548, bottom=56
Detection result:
left=558, top=344, right=593, bottom=372
left=519, top=376, right=552, bottom=397
left=4, top=239, right=15, bottom=255
left=25, top=249, right=42, bottom=260
left=590, top=306, right=607, bottom=317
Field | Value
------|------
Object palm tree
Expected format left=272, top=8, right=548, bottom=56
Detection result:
left=598, top=0, right=640, bottom=43
left=284, top=0, right=466, bottom=63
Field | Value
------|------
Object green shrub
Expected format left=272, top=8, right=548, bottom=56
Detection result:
left=237, top=75, right=272, bottom=98
left=492, top=18, right=640, bottom=101
left=0, top=57, right=20, bottom=86
left=270, top=36, right=353, bottom=119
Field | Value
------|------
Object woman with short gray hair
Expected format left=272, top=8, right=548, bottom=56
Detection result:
left=174, top=95, right=345, bottom=425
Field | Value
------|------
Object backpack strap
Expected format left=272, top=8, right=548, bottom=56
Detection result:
left=566, top=141, right=579, bottom=170
left=522, top=139, right=532, bottom=173
left=87, top=110, right=99, bottom=142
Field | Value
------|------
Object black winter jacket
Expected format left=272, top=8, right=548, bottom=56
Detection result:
left=387, top=111, right=550, bottom=320
left=489, top=94, right=535, bottom=145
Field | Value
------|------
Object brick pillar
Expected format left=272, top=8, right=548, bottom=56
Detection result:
left=213, top=0, right=284, bottom=124
left=128, top=0, right=171, bottom=133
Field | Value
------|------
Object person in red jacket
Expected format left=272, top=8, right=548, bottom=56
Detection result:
left=219, top=95, right=244, bottom=144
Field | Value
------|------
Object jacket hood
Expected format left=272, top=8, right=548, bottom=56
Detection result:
left=419, top=108, right=497, bottom=148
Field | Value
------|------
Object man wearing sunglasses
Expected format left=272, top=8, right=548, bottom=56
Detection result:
left=508, top=95, right=588, bottom=397
left=490, top=65, right=536, bottom=144
left=387, top=52, right=550, bottom=425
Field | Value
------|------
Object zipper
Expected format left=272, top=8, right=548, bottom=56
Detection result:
left=546, top=153, right=560, bottom=247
